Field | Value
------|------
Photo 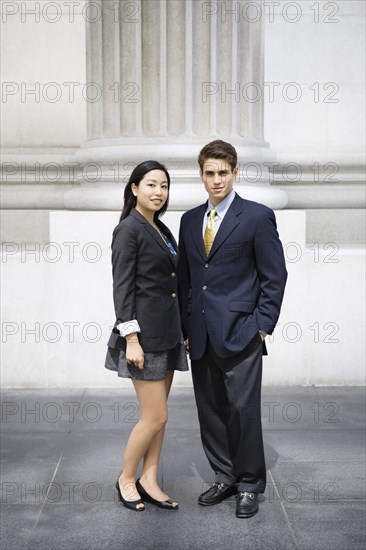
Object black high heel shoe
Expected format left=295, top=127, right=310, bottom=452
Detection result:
left=115, top=476, right=145, bottom=511
left=136, top=478, right=179, bottom=510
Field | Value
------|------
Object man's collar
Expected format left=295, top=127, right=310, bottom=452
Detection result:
left=206, top=189, right=236, bottom=217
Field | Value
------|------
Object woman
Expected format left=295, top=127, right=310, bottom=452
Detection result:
left=105, top=160, right=188, bottom=511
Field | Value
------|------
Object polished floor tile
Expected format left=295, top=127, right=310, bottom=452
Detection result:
left=1, top=387, right=365, bottom=550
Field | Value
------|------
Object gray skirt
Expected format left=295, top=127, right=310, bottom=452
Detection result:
left=104, top=336, right=189, bottom=381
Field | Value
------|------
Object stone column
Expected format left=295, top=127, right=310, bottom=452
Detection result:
left=69, top=0, right=287, bottom=209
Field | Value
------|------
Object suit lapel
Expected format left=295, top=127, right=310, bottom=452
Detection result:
left=207, top=193, right=242, bottom=259
left=156, top=219, right=179, bottom=265
left=130, top=209, right=177, bottom=266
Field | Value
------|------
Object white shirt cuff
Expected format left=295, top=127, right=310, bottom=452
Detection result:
left=116, top=320, right=141, bottom=337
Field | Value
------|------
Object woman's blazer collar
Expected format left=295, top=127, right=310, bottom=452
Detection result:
left=129, top=208, right=178, bottom=264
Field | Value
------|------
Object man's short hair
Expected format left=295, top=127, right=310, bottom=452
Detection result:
left=198, top=140, right=238, bottom=172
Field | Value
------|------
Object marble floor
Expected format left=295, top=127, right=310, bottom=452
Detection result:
left=1, top=386, right=365, bottom=550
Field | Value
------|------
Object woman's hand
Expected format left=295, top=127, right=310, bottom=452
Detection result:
left=184, top=338, right=190, bottom=353
left=126, top=342, right=144, bottom=370
left=125, top=334, right=144, bottom=370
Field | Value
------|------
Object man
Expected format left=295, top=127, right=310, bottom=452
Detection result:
left=177, top=140, right=287, bottom=518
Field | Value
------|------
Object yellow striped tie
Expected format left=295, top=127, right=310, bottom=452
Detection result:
left=204, top=208, right=216, bottom=256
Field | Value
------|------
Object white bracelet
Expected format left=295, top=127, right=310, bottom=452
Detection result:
left=116, top=320, right=141, bottom=337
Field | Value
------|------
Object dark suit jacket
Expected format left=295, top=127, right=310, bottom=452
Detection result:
left=177, top=193, right=288, bottom=360
left=107, top=208, right=181, bottom=352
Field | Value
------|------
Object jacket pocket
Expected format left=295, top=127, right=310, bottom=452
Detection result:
left=228, top=301, right=256, bottom=313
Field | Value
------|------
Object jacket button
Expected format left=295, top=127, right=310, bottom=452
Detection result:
left=202, top=310, right=205, bottom=314
left=172, top=293, right=176, bottom=298
left=202, top=285, right=207, bottom=291
left=205, top=264, right=209, bottom=268
left=171, top=272, right=176, bottom=277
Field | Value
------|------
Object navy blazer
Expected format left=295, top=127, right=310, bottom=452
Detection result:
left=107, top=208, right=181, bottom=353
left=177, top=193, right=288, bottom=360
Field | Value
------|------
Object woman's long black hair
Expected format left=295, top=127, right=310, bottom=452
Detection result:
left=119, top=160, right=171, bottom=222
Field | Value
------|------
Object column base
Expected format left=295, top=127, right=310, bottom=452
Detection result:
left=70, top=138, right=288, bottom=210
left=74, top=136, right=273, bottom=166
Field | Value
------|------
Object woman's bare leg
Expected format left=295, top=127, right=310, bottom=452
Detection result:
left=139, top=370, right=178, bottom=506
left=118, top=377, right=169, bottom=508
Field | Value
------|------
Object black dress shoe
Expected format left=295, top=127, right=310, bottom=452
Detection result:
left=115, top=477, right=145, bottom=511
left=136, top=478, right=179, bottom=510
left=236, top=491, right=259, bottom=518
left=198, top=482, right=237, bottom=506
